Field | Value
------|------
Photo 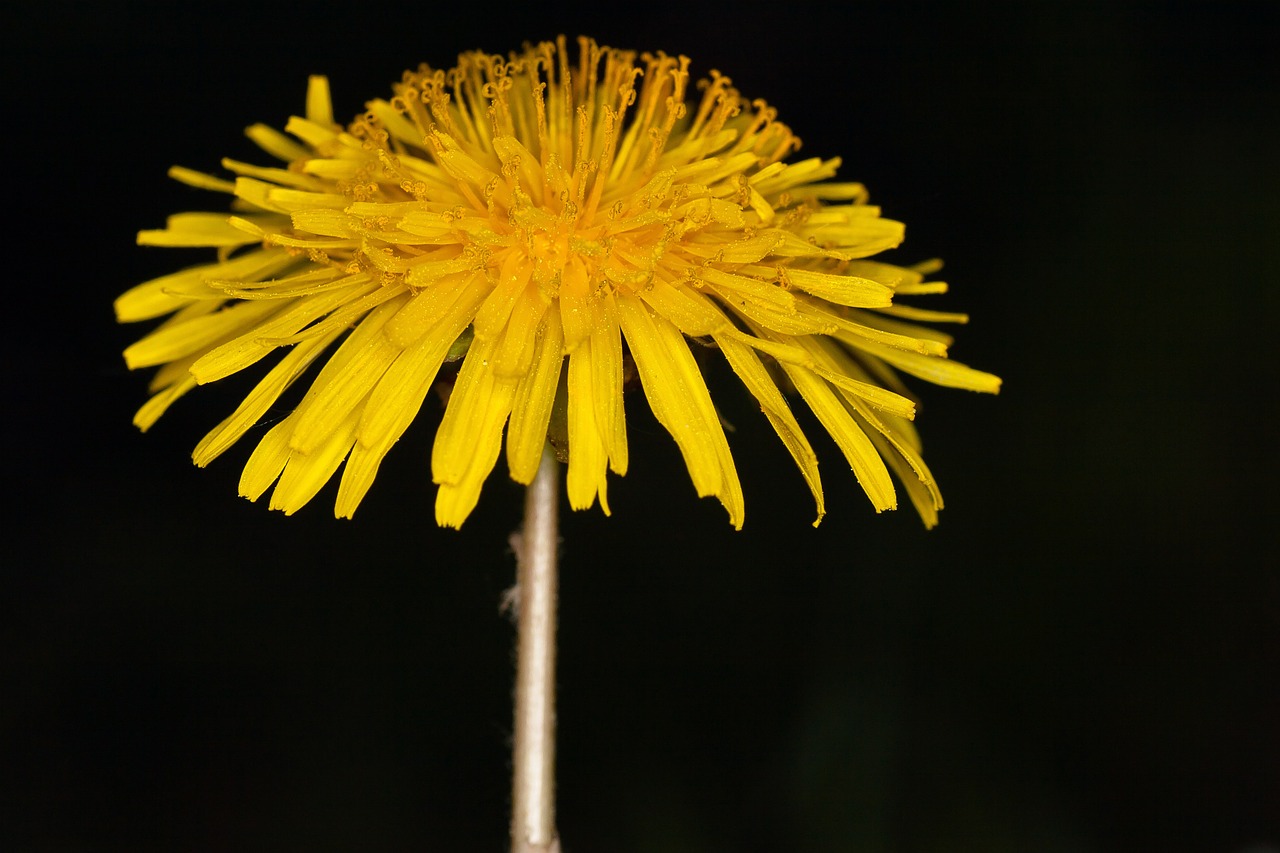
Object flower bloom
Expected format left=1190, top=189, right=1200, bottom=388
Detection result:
left=117, top=36, right=1000, bottom=529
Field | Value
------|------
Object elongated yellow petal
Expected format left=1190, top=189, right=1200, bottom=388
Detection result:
left=784, top=364, right=897, bottom=513
left=566, top=337, right=610, bottom=513
left=145, top=347, right=204, bottom=394
left=800, top=299, right=948, bottom=356
left=618, top=295, right=743, bottom=527
left=194, top=328, right=343, bottom=466
left=638, top=276, right=732, bottom=337
left=711, top=280, right=835, bottom=336
left=134, top=372, right=198, bottom=432
left=190, top=277, right=378, bottom=383
left=167, top=165, right=236, bottom=194
left=337, top=280, right=488, bottom=517
left=269, top=408, right=361, bottom=514
left=473, top=251, right=534, bottom=342
left=507, top=311, right=566, bottom=485
left=287, top=295, right=409, bottom=455
left=590, top=298, right=628, bottom=475
left=114, top=249, right=294, bottom=322
left=876, top=303, right=970, bottom=324
left=781, top=267, right=894, bottom=308
left=432, top=338, right=519, bottom=527
left=283, top=116, right=342, bottom=150
left=262, top=280, right=407, bottom=348
left=383, top=272, right=479, bottom=347
left=220, top=157, right=326, bottom=190
left=245, top=123, right=309, bottom=162
left=137, top=213, right=265, bottom=248
left=873, top=428, right=941, bottom=529
left=434, top=404, right=513, bottom=529
left=239, top=417, right=295, bottom=502
left=493, top=287, right=551, bottom=379
left=843, top=307, right=956, bottom=348
left=716, top=334, right=825, bottom=525
left=846, top=395, right=942, bottom=523
left=305, top=75, right=334, bottom=127
left=357, top=279, right=489, bottom=452
left=123, top=299, right=278, bottom=370
left=699, top=266, right=795, bottom=311
left=797, top=336, right=917, bottom=420
left=812, top=366, right=917, bottom=420
left=843, top=333, right=1003, bottom=394
left=558, top=255, right=597, bottom=351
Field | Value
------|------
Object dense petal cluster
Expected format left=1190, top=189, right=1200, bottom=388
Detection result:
left=117, top=36, right=1000, bottom=529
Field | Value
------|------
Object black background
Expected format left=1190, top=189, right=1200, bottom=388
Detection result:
left=5, top=0, right=1277, bottom=850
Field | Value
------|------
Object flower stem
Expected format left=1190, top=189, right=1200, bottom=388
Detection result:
left=511, top=446, right=561, bottom=853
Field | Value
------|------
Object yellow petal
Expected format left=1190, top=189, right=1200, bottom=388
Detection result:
left=115, top=248, right=293, bottom=322
left=590, top=298, right=628, bottom=475
left=269, top=408, right=360, bottom=514
left=245, top=122, right=309, bottom=162
left=305, top=75, right=334, bottom=127
left=876, top=303, right=970, bottom=324
left=287, top=293, right=410, bottom=455
left=638, top=276, right=731, bottom=337
left=208, top=266, right=351, bottom=300
left=845, top=396, right=942, bottom=527
left=783, top=364, right=897, bottom=513
left=558, top=255, right=597, bottom=351
left=842, top=307, right=956, bottom=349
left=137, top=213, right=264, bottom=248
left=798, top=336, right=918, bottom=420
left=716, top=334, right=825, bottom=525
left=872, top=425, right=941, bottom=529
left=239, top=417, right=295, bottom=502
left=123, top=299, right=278, bottom=370
left=433, top=427, right=510, bottom=528
left=194, top=328, right=342, bottom=466
left=493, top=287, right=550, bottom=379
left=473, top=251, right=533, bottom=342
left=337, top=280, right=488, bottom=517
left=133, top=372, right=198, bottom=432
left=261, top=280, right=407, bottom=348
left=699, top=266, right=795, bottom=311
left=506, top=311, right=566, bottom=485
left=618, top=295, right=743, bottom=528
left=843, top=335, right=1003, bottom=394
left=220, top=157, right=326, bottom=190
left=383, top=272, right=480, bottom=348
left=283, top=115, right=341, bottom=150
left=190, top=277, right=378, bottom=383
left=565, top=336, right=610, bottom=513
left=780, top=267, right=894, bottom=309
left=357, top=278, right=489, bottom=452
left=799, top=300, right=948, bottom=356
left=432, top=336, right=519, bottom=526
left=167, top=165, right=236, bottom=194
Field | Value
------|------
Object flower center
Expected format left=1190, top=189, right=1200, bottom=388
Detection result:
left=529, top=227, right=574, bottom=286
left=501, top=189, right=631, bottom=303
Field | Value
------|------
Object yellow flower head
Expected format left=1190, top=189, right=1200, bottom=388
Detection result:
left=117, top=36, right=1000, bottom=529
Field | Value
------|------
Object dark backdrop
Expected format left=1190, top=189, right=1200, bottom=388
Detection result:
left=5, top=1, right=1277, bottom=850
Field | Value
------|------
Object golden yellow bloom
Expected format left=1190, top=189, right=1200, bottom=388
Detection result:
left=117, top=36, right=1000, bottom=529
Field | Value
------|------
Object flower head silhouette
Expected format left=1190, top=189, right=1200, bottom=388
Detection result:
left=118, top=36, right=1000, bottom=528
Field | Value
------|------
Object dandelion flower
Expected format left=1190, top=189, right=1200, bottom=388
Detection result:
left=117, top=36, right=1000, bottom=529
